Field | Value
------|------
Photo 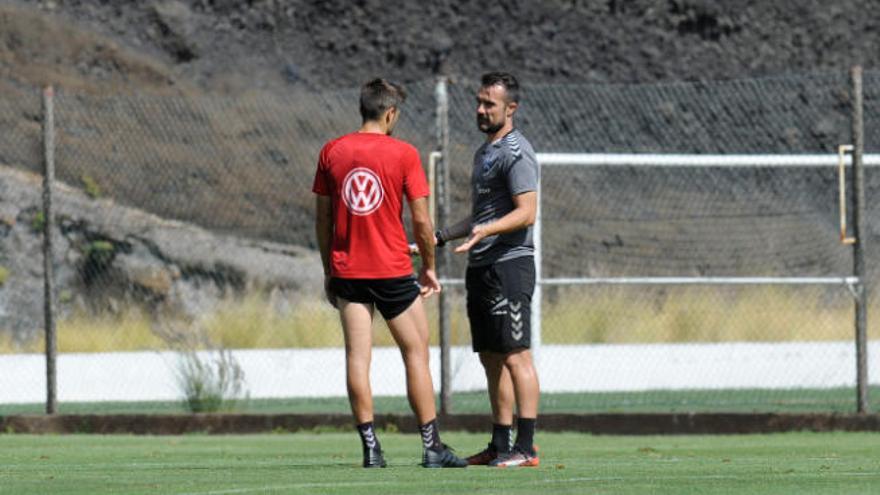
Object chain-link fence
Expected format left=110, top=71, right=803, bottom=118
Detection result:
left=0, top=71, right=878, bottom=414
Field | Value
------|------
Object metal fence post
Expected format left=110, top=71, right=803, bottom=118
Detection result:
left=533, top=162, right=542, bottom=360
left=435, top=77, right=453, bottom=414
left=42, top=86, right=57, bottom=415
left=850, top=66, right=869, bottom=413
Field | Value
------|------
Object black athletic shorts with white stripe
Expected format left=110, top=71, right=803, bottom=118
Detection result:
left=329, top=276, right=420, bottom=320
left=465, top=256, right=535, bottom=354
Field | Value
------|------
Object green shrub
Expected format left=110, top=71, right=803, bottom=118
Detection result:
left=85, top=240, right=114, bottom=254
left=0, top=265, right=8, bottom=286
left=31, top=211, right=45, bottom=233
left=176, top=349, right=249, bottom=413
left=81, top=174, right=102, bottom=199
left=59, top=289, right=73, bottom=303
left=83, top=240, right=116, bottom=272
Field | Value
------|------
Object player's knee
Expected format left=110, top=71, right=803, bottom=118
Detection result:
left=502, top=349, right=534, bottom=371
left=401, top=348, right=429, bottom=367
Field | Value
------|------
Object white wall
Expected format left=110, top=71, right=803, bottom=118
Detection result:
left=0, top=341, right=877, bottom=404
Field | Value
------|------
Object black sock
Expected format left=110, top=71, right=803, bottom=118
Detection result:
left=491, top=423, right=513, bottom=453
left=514, top=418, right=536, bottom=453
left=419, top=418, right=442, bottom=450
left=356, top=421, right=380, bottom=451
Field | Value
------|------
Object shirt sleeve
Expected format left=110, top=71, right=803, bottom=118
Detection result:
left=403, top=145, right=430, bottom=200
left=505, top=150, right=538, bottom=195
left=312, top=143, right=332, bottom=196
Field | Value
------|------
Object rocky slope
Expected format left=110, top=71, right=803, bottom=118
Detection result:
left=1, top=1, right=878, bottom=341
left=3, top=0, right=878, bottom=94
left=0, top=165, right=321, bottom=343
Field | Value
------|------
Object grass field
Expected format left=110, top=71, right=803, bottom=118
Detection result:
left=1, top=432, right=878, bottom=494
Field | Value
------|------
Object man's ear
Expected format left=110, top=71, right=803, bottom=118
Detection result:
left=506, top=101, right=518, bottom=118
left=385, top=107, right=398, bottom=125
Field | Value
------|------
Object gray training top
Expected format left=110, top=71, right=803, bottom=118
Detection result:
left=468, top=128, right=538, bottom=267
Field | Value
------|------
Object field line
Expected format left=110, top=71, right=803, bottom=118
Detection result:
left=173, top=469, right=880, bottom=495
left=539, top=472, right=880, bottom=484
left=177, top=480, right=399, bottom=495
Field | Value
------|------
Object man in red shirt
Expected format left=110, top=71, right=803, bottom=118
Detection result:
left=312, top=78, right=466, bottom=469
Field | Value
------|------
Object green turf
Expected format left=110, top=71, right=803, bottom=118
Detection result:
left=1, top=432, right=878, bottom=494
left=2, top=387, right=879, bottom=416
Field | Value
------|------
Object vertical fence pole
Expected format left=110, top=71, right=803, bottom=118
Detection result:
left=850, top=66, right=869, bottom=413
left=435, top=77, right=453, bottom=414
left=42, top=86, right=57, bottom=415
left=532, top=162, right=542, bottom=359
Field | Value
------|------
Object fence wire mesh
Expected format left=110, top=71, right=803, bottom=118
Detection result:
left=0, top=72, right=878, bottom=413
left=444, top=72, right=879, bottom=410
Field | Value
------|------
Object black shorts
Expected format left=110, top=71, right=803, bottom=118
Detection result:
left=329, top=276, right=420, bottom=320
left=466, top=256, right=535, bottom=354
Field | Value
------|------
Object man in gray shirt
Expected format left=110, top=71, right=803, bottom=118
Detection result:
left=435, top=72, right=540, bottom=468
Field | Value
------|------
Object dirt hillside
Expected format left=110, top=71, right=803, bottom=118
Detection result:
left=2, top=1, right=877, bottom=94
left=1, top=1, right=878, bottom=341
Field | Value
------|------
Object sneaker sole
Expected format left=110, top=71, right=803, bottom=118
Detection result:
left=493, top=457, right=540, bottom=468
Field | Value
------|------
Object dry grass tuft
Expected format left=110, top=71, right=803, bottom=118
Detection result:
left=0, top=286, right=871, bottom=354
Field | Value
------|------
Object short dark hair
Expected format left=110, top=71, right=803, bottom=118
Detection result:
left=481, top=72, right=520, bottom=103
left=359, top=78, right=407, bottom=121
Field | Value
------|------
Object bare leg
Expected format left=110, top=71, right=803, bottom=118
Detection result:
left=503, top=349, right=540, bottom=418
left=338, top=298, right=375, bottom=424
left=386, top=297, right=436, bottom=424
left=479, top=352, right=516, bottom=425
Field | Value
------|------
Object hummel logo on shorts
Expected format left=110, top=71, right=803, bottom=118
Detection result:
left=490, top=297, right=508, bottom=316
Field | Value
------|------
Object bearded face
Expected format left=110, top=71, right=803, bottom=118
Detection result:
left=476, top=84, right=514, bottom=135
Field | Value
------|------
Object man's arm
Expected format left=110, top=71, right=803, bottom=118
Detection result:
left=315, top=195, right=336, bottom=305
left=435, top=216, right=473, bottom=246
left=410, top=196, right=441, bottom=297
left=455, top=191, right=536, bottom=253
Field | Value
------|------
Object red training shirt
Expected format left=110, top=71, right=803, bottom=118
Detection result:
left=312, top=132, right=430, bottom=279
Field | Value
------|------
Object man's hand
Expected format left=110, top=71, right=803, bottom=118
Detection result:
left=410, top=231, right=441, bottom=255
left=323, top=276, right=337, bottom=308
left=418, top=266, right=441, bottom=298
left=453, top=192, right=534, bottom=254
left=454, top=223, right=490, bottom=253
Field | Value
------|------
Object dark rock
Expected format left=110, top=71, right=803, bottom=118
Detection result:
left=5, top=0, right=877, bottom=92
left=281, top=63, right=301, bottom=84
left=150, top=0, right=200, bottom=63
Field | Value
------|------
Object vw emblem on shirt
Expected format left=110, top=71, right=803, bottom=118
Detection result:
left=342, top=167, right=384, bottom=215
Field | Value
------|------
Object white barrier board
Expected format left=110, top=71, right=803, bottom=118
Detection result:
left=0, top=341, right=877, bottom=404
